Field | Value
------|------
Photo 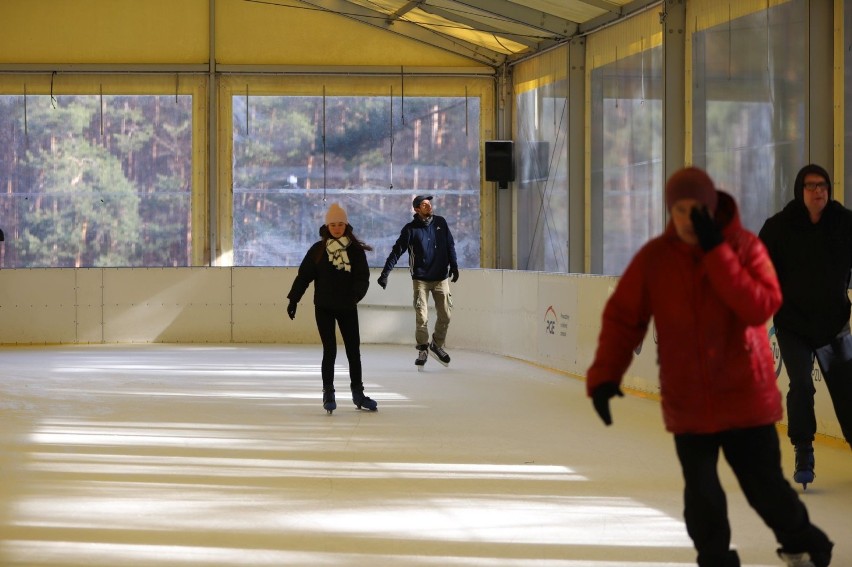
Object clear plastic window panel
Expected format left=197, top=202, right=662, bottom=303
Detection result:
left=691, top=0, right=806, bottom=233
left=590, top=46, right=664, bottom=276
left=515, top=80, right=569, bottom=272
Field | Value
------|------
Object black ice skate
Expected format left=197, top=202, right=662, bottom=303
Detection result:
left=428, top=342, right=450, bottom=366
left=793, top=444, right=815, bottom=490
left=323, top=388, right=337, bottom=415
left=351, top=386, right=378, bottom=411
left=415, top=345, right=428, bottom=372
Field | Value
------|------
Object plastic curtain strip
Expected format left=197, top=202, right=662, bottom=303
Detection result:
left=99, top=85, right=104, bottom=137
left=389, top=85, right=395, bottom=189
left=322, top=85, right=327, bottom=202
left=23, top=84, right=28, bottom=142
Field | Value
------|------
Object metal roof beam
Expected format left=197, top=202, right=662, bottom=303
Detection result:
left=0, top=63, right=209, bottom=73
left=418, top=4, right=540, bottom=48
left=573, top=0, right=623, bottom=13
left=450, top=0, right=576, bottom=38
left=216, top=64, right=495, bottom=75
left=386, top=0, right=425, bottom=23
left=578, top=0, right=661, bottom=35
left=296, top=0, right=506, bottom=66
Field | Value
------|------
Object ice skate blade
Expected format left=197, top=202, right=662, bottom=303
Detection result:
left=417, top=365, right=425, bottom=372
left=428, top=351, right=450, bottom=367
left=793, top=471, right=814, bottom=491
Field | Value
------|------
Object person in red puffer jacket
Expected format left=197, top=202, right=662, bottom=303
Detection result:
left=586, top=167, right=833, bottom=567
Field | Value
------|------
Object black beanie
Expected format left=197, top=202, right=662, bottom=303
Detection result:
left=793, top=164, right=832, bottom=202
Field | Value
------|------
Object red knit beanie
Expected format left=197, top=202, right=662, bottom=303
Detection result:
left=665, top=167, right=718, bottom=213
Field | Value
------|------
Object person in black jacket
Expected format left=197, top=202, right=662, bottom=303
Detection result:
left=378, top=195, right=459, bottom=370
left=759, top=163, right=852, bottom=489
left=287, top=203, right=377, bottom=414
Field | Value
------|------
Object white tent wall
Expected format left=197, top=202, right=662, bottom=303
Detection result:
left=0, top=266, right=845, bottom=442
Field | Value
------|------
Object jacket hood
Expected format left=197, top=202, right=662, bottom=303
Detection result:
left=793, top=163, right=833, bottom=202
left=713, top=190, right=740, bottom=234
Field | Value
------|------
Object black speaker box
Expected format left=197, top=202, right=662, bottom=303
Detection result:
left=484, top=141, right=515, bottom=188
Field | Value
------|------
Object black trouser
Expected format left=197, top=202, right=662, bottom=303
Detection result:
left=314, top=305, right=362, bottom=392
left=776, top=325, right=852, bottom=446
left=674, top=425, right=832, bottom=567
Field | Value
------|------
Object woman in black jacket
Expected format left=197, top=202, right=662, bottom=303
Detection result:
left=287, top=203, right=377, bottom=414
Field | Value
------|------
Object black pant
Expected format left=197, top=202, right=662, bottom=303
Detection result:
left=674, top=425, right=831, bottom=567
left=776, top=325, right=852, bottom=445
left=314, top=305, right=362, bottom=392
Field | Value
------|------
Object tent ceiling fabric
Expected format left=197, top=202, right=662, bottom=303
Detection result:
left=303, top=0, right=655, bottom=67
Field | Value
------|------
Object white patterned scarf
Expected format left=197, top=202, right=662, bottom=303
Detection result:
left=326, top=236, right=351, bottom=271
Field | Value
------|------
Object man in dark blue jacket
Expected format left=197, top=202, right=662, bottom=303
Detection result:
left=378, top=195, right=459, bottom=370
left=759, top=163, right=852, bottom=490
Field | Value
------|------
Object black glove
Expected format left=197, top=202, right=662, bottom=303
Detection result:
left=591, top=382, right=624, bottom=426
left=450, top=267, right=459, bottom=283
left=690, top=206, right=723, bottom=252
left=286, top=301, right=297, bottom=320
left=377, top=274, right=388, bottom=289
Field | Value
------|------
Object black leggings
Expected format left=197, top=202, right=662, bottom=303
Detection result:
left=314, top=305, right=362, bottom=392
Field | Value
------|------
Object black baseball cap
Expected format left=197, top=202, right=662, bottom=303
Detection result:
left=412, top=195, right=433, bottom=209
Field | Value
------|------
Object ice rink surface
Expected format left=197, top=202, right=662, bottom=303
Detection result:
left=1, top=344, right=850, bottom=567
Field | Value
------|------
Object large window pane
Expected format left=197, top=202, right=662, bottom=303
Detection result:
left=0, top=94, right=193, bottom=267
left=232, top=95, right=480, bottom=267
left=590, top=46, right=664, bottom=276
left=691, top=0, right=806, bottom=232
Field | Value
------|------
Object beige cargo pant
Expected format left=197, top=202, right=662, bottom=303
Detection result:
left=413, top=278, right=452, bottom=348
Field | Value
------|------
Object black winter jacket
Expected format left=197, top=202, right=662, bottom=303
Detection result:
left=287, top=239, right=370, bottom=310
left=759, top=199, right=852, bottom=346
left=381, top=214, right=458, bottom=282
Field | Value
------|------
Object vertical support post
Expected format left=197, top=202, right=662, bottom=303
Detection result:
left=208, top=0, right=218, bottom=266
left=663, top=0, right=686, bottom=188
left=568, top=37, right=585, bottom=274
left=495, top=63, right=514, bottom=269
left=808, top=0, right=834, bottom=179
